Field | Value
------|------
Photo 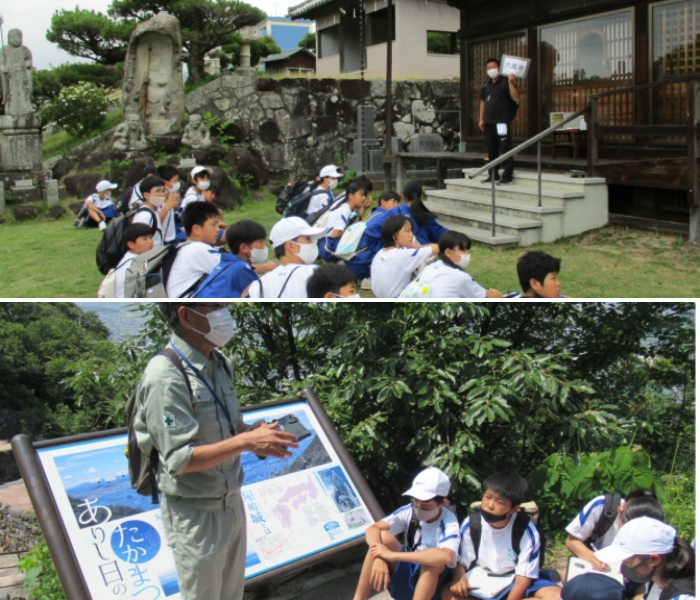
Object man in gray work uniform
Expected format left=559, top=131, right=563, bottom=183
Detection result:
left=134, top=302, right=299, bottom=600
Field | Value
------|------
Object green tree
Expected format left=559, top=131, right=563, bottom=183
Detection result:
left=220, top=35, right=281, bottom=70
left=298, top=32, right=315, bottom=52
left=40, top=82, right=113, bottom=137
left=46, top=8, right=135, bottom=64
left=33, top=63, right=123, bottom=106
left=108, top=0, right=266, bottom=82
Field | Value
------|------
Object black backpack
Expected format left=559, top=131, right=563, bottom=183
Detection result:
left=276, top=180, right=311, bottom=215
left=95, top=207, right=157, bottom=275
left=469, top=503, right=545, bottom=568
left=125, top=348, right=191, bottom=504
left=584, top=492, right=622, bottom=548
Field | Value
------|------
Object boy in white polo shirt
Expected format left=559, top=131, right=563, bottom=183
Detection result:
left=181, top=165, right=211, bottom=211
left=84, top=180, right=119, bottom=230
left=131, top=176, right=170, bottom=247
left=166, top=201, right=222, bottom=298
left=305, top=164, right=343, bottom=218
left=112, top=223, right=155, bottom=298
left=246, top=217, right=325, bottom=298
left=353, top=467, right=459, bottom=600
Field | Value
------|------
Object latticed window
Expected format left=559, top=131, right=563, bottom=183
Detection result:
left=466, top=32, right=528, bottom=138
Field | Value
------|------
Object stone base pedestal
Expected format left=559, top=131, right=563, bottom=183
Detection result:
left=0, top=127, right=42, bottom=171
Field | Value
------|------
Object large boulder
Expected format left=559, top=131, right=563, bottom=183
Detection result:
left=13, top=204, right=39, bottom=221
left=120, top=158, right=156, bottom=190
left=52, top=158, right=76, bottom=181
left=209, top=166, right=242, bottom=211
left=79, top=148, right=126, bottom=171
left=226, top=146, right=269, bottom=188
left=47, top=206, right=67, bottom=220
left=63, top=173, right=103, bottom=199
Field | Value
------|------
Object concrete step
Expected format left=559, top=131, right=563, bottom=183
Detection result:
left=0, top=552, right=25, bottom=599
left=444, top=178, right=585, bottom=205
left=462, top=168, right=606, bottom=190
left=427, top=189, right=565, bottom=220
left=433, top=221, right=520, bottom=248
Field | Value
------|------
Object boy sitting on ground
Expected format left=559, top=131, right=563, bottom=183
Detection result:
left=246, top=217, right=326, bottom=298
left=353, top=467, right=460, bottom=600
left=443, top=471, right=560, bottom=600
left=306, top=264, right=360, bottom=298
left=181, top=165, right=211, bottom=211
left=510, top=251, right=567, bottom=298
left=193, top=219, right=274, bottom=298
left=166, top=202, right=222, bottom=298
left=84, top=180, right=119, bottom=230
left=113, top=223, right=154, bottom=298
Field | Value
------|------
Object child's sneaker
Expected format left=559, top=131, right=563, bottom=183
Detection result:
left=361, top=278, right=372, bottom=290
left=98, top=221, right=107, bottom=231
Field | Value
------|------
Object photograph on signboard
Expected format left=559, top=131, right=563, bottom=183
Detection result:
left=500, top=54, right=531, bottom=79
left=34, top=397, right=377, bottom=600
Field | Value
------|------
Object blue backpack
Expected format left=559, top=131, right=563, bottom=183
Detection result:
left=192, top=253, right=259, bottom=298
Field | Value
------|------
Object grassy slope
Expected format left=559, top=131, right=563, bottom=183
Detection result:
left=1, top=191, right=699, bottom=298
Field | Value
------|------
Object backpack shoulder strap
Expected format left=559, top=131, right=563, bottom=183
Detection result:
left=511, top=511, right=532, bottom=558
left=404, top=516, right=422, bottom=552
left=588, top=492, right=621, bottom=546
left=658, top=578, right=696, bottom=600
left=278, top=266, right=302, bottom=298
left=469, top=508, right=482, bottom=566
left=157, top=347, right=193, bottom=395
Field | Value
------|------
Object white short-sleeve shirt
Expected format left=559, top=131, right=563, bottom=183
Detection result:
left=384, top=504, right=460, bottom=569
left=86, top=193, right=114, bottom=211
left=416, top=260, right=487, bottom=299
left=324, top=203, right=352, bottom=236
left=128, top=186, right=144, bottom=209
left=306, top=189, right=334, bottom=217
left=131, top=207, right=163, bottom=247
left=114, top=251, right=136, bottom=298
left=458, top=513, right=541, bottom=579
left=181, top=187, right=205, bottom=211
left=166, top=241, right=222, bottom=298
left=247, top=263, right=318, bottom=298
left=371, top=246, right=434, bottom=298
left=565, top=495, right=624, bottom=550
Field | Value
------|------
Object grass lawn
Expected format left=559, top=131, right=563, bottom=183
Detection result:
left=1, top=190, right=699, bottom=298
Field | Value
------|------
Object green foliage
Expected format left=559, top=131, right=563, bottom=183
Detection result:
left=221, top=34, right=281, bottom=70
left=102, top=157, right=135, bottom=179
left=18, top=541, right=66, bottom=600
left=529, top=446, right=664, bottom=532
left=46, top=8, right=135, bottom=64
left=42, top=107, right=123, bottom=159
left=202, top=111, right=236, bottom=149
left=33, top=63, right=122, bottom=106
left=298, top=32, right=316, bottom=52
left=339, top=169, right=357, bottom=188
left=426, top=31, right=460, bottom=55
left=661, top=471, right=696, bottom=539
left=41, top=82, right=114, bottom=138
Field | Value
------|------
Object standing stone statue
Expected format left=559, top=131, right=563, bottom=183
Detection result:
left=122, top=12, right=184, bottom=136
left=113, top=113, right=149, bottom=151
left=0, top=29, right=34, bottom=118
left=182, top=114, right=213, bottom=150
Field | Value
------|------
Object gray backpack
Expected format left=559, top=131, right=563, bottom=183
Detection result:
left=124, top=242, right=193, bottom=298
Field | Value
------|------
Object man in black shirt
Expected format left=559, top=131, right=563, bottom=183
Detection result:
left=479, top=58, right=520, bottom=185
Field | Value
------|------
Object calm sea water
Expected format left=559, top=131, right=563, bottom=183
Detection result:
left=76, top=302, right=150, bottom=342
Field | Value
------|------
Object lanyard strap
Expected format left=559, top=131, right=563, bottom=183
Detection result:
left=171, top=343, right=234, bottom=429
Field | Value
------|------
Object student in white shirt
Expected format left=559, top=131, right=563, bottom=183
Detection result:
left=414, top=231, right=502, bottom=298
left=305, top=164, right=343, bottom=218
left=123, top=164, right=157, bottom=212
left=595, top=518, right=695, bottom=600
left=166, top=202, right=223, bottom=298
left=181, top=165, right=211, bottom=211
left=318, top=179, right=372, bottom=262
left=157, top=164, right=184, bottom=243
left=246, top=217, right=326, bottom=298
left=85, top=180, right=119, bottom=230
left=130, top=176, right=169, bottom=247
left=371, top=215, right=438, bottom=298
left=113, top=223, right=155, bottom=298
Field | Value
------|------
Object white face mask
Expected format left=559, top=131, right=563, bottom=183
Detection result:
left=455, top=252, right=471, bottom=269
left=149, top=193, right=167, bottom=208
left=413, top=505, right=441, bottom=523
left=294, top=241, right=319, bottom=264
left=332, top=293, right=361, bottom=299
left=487, top=68, right=500, bottom=79
left=189, top=307, right=234, bottom=347
left=198, top=180, right=211, bottom=191
left=328, top=178, right=339, bottom=190
left=249, top=246, right=269, bottom=265
left=169, top=182, right=181, bottom=193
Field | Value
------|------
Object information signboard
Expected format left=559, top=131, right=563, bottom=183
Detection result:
left=13, top=389, right=383, bottom=600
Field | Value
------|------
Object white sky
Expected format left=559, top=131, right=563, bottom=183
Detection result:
left=1, top=0, right=295, bottom=70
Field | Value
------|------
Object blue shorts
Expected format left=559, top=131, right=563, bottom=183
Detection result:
left=388, top=559, right=453, bottom=600
left=526, top=575, right=560, bottom=597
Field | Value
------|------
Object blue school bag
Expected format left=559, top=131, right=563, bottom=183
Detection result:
left=192, top=253, right=259, bottom=298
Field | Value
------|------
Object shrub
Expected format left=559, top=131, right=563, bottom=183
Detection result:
left=41, top=82, right=113, bottom=138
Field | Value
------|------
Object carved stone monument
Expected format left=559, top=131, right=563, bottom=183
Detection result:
left=181, top=114, right=212, bottom=150
left=122, top=12, right=184, bottom=136
left=113, top=113, right=149, bottom=151
left=0, top=28, right=42, bottom=172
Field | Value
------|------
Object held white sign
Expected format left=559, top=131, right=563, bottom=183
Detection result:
left=500, top=54, right=531, bottom=79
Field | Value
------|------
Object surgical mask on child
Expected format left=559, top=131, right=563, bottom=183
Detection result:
left=413, top=505, right=441, bottom=523
left=480, top=508, right=509, bottom=524
left=487, top=68, right=500, bottom=79
left=456, top=253, right=471, bottom=269
left=198, top=180, right=211, bottom=191
left=621, top=560, right=656, bottom=584
left=294, top=241, right=319, bottom=264
left=248, top=246, right=269, bottom=265
left=189, top=307, right=235, bottom=347
left=328, top=179, right=339, bottom=190
left=148, top=193, right=167, bottom=208
left=169, top=182, right=181, bottom=193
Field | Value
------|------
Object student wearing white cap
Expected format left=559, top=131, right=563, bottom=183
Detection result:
left=84, top=180, right=119, bottom=229
left=181, top=166, right=212, bottom=212
left=246, top=217, right=326, bottom=298
left=595, top=517, right=695, bottom=600
left=353, top=467, right=459, bottom=600
left=305, top=164, right=343, bottom=218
